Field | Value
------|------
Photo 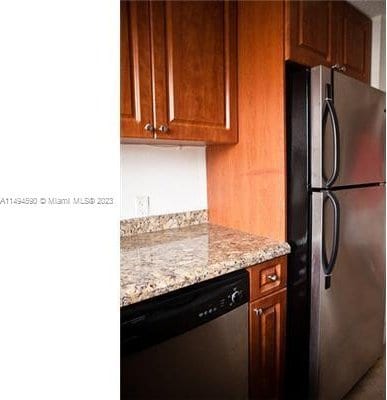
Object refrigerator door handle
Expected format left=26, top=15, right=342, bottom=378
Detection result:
left=324, top=84, right=340, bottom=188
left=322, top=191, right=340, bottom=289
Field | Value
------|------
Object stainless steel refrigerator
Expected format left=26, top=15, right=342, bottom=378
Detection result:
left=286, top=63, right=386, bottom=400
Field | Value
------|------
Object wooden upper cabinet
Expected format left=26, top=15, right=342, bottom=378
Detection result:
left=120, top=2, right=153, bottom=139
left=150, top=1, right=237, bottom=143
left=285, top=1, right=371, bottom=83
left=285, top=1, right=336, bottom=68
left=249, top=289, right=287, bottom=400
left=336, top=1, right=371, bottom=83
left=120, top=1, right=238, bottom=144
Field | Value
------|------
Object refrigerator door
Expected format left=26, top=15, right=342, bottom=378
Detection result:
left=311, top=66, right=386, bottom=188
left=310, top=186, right=385, bottom=400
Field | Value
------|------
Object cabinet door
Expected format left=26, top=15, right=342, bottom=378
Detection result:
left=120, top=2, right=153, bottom=140
left=149, top=1, right=237, bottom=143
left=285, top=1, right=337, bottom=68
left=249, top=290, right=286, bottom=400
left=337, top=2, right=371, bottom=83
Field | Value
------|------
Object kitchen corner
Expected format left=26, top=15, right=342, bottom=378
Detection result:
left=120, top=0, right=386, bottom=399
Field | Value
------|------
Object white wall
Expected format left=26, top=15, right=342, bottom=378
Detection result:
left=371, top=14, right=386, bottom=91
left=380, top=14, right=386, bottom=91
left=120, top=144, right=207, bottom=219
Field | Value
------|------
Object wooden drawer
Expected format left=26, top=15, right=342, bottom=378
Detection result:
left=247, top=256, right=287, bottom=301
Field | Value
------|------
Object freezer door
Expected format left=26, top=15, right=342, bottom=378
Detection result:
left=311, top=66, right=386, bottom=188
left=310, top=186, right=385, bottom=400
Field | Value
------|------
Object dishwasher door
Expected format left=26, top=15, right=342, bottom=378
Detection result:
left=121, top=303, right=249, bottom=400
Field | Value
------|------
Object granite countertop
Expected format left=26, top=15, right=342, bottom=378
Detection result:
left=121, top=223, right=290, bottom=307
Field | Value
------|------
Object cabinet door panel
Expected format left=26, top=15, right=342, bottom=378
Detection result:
left=339, top=2, right=371, bottom=83
left=120, top=2, right=153, bottom=139
left=150, top=1, right=237, bottom=143
left=249, top=290, right=286, bottom=400
left=286, top=1, right=336, bottom=67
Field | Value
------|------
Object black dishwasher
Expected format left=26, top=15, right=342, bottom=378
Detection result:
left=121, top=269, right=249, bottom=400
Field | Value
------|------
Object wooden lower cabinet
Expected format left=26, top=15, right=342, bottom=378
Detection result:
left=249, top=289, right=287, bottom=400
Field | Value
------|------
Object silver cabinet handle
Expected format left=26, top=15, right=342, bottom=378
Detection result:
left=144, top=123, right=154, bottom=132
left=332, top=64, right=347, bottom=73
left=158, top=124, right=169, bottom=133
left=267, top=274, right=278, bottom=282
left=254, top=308, right=263, bottom=316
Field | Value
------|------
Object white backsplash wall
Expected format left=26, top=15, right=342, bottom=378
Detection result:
left=121, top=144, right=207, bottom=219
left=371, top=14, right=386, bottom=91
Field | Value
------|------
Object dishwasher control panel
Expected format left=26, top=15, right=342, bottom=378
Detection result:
left=197, top=285, right=247, bottom=319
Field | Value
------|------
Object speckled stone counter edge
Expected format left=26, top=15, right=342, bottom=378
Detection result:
left=120, top=209, right=208, bottom=237
left=121, top=244, right=290, bottom=307
left=120, top=223, right=291, bottom=307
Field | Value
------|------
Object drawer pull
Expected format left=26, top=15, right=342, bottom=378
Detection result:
left=158, top=124, right=169, bottom=133
left=144, top=123, right=154, bottom=132
left=254, top=308, right=263, bottom=316
left=267, top=274, right=278, bottom=282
